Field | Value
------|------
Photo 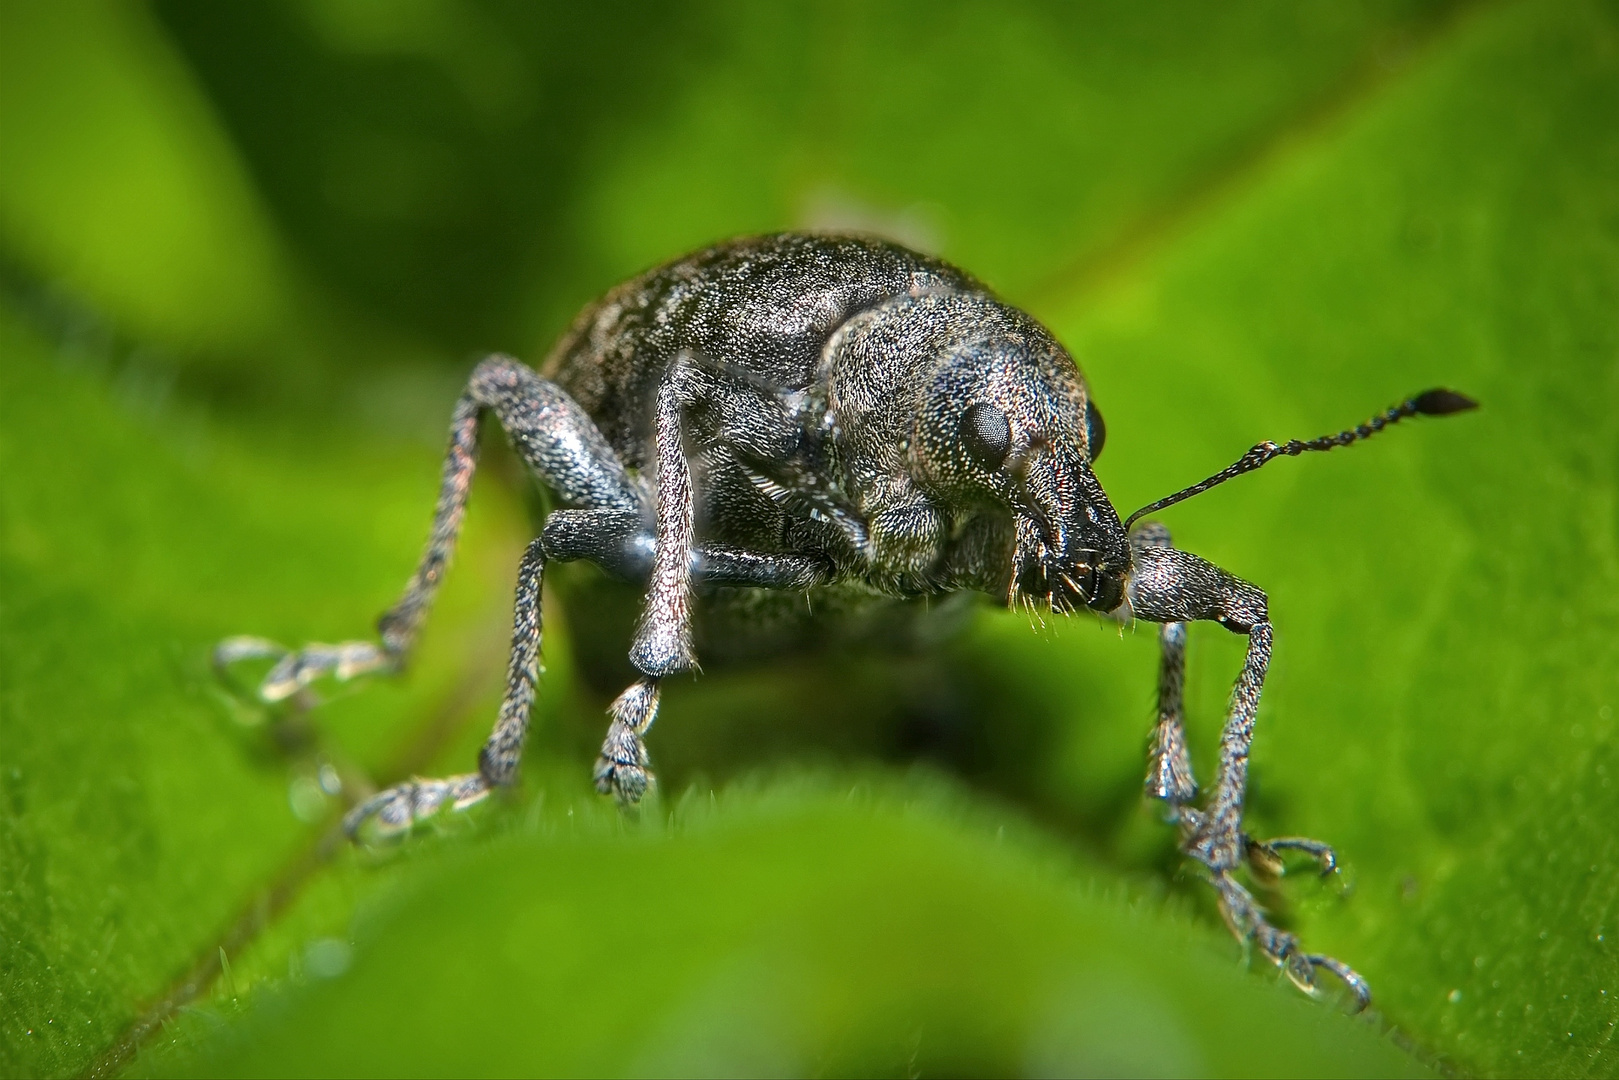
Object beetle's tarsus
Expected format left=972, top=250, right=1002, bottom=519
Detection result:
left=1187, top=820, right=1248, bottom=872
left=214, top=635, right=393, bottom=702
left=343, top=773, right=489, bottom=838
left=1211, top=869, right=1371, bottom=1011
left=592, top=721, right=653, bottom=803
left=593, top=757, right=654, bottom=804
left=593, top=678, right=661, bottom=804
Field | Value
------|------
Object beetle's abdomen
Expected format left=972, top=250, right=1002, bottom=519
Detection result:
left=543, top=232, right=983, bottom=468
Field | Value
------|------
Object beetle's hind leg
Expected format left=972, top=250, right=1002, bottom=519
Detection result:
left=217, top=355, right=645, bottom=834
left=345, top=353, right=647, bottom=835
left=216, top=355, right=643, bottom=708
left=213, top=387, right=486, bottom=703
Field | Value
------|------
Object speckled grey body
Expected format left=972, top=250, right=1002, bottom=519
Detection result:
left=542, top=233, right=1124, bottom=612
left=220, top=232, right=1478, bottom=1010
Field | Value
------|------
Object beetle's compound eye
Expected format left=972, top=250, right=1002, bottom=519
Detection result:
left=1085, top=398, right=1106, bottom=461
left=961, top=402, right=1012, bottom=469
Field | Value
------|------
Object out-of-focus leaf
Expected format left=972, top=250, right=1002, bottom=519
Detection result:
left=2, top=0, right=1615, bottom=1077
left=151, top=0, right=1456, bottom=361
left=0, top=1, right=296, bottom=357
left=150, top=782, right=1420, bottom=1079
left=0, top=308, right=529, bottom=1077
left=1034, top=1, right=1619, bottom=1073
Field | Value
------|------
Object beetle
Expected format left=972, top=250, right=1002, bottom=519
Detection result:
left=219, top=232, right=1475, bottom=1008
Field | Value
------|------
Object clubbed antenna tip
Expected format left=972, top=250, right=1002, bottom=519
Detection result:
left=1124, top=387, right=1479, bottom=529
left=1412, top=388, right=1479, bottom=416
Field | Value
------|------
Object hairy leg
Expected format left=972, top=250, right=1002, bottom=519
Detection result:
left=345, top=537, right=545, bottom=836
left=1126, top=532, right=1369, bottom=1009
left=579, top=555, right=828, bottom=803
left=1184, top=620, right=1271, bottom=871
left=217, top=354, right=641, bottom=702
left=1147, top=620, right=1196, bottom=809
left=628, top=369, right=697, bottom=679
left=584, top=366, right=699, bottom=804
left=542, top=507, right=830, bottom=590
left=1134, top=522, right=1196, bottom=810
left=217, top=355, right=641, bottom=832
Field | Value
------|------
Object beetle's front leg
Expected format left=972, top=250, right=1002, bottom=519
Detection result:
left=1125, top=531, right=1370, bottom=1009
left=1149, top=620, right=1195, bottom=809
left=1133, top=523, right=1196, bottom=813
left=593, top=367, right=698, bottom=804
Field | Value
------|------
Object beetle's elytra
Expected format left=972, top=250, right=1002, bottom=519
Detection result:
left=220, top=232, right=1476, bottom=1008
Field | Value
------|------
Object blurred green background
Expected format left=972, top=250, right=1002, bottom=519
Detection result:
left=2, top=1, right=1616, bottom=1076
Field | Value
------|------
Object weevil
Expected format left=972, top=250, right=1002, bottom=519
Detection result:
left=218, top=232, right=1476, bottom=1008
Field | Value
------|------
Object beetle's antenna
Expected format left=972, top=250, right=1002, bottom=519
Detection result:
left=1123, top=388, right=1477, bottom=530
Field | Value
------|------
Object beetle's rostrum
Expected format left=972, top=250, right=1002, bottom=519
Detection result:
left=217, top=232, right=1476, bottom=1011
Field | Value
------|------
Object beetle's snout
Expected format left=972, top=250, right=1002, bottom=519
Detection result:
left=1013, top=447, right=1130, bottom=614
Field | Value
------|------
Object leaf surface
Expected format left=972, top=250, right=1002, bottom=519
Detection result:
left=2, top=2, right=1614, bottom=1076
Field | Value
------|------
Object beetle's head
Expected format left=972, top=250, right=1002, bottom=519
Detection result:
left=912, top=302, right=1130, bottom=614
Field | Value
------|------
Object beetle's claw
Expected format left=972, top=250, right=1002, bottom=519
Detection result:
left=1303, top=953, right=1373, bottom=1012
left=1277, top=942, right=1372, bottom=1012
left=1249, top=835, right=1338, bottom=878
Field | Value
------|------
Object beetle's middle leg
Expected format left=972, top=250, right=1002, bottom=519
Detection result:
left=342, top=355, right=643, bottom=835
left=1126, top=530, right=1371, bottom=1009
left=588, top=369, right=697, bottom=804
left=343, top=536, right=545, bottom=834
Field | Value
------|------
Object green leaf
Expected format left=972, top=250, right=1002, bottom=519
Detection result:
left=0, top=1, right=297, bottom=357
left=3, top=1, right=1615, bottom=1077
left=0, top=303, right=532, bottom=1077
left=151, top=781, right=1421, bottom=1078
left=1045, top=1, right=1619, bottom=1072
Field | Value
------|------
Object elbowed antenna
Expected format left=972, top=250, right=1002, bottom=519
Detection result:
left=1123, top=388, right=1478, bottom=530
